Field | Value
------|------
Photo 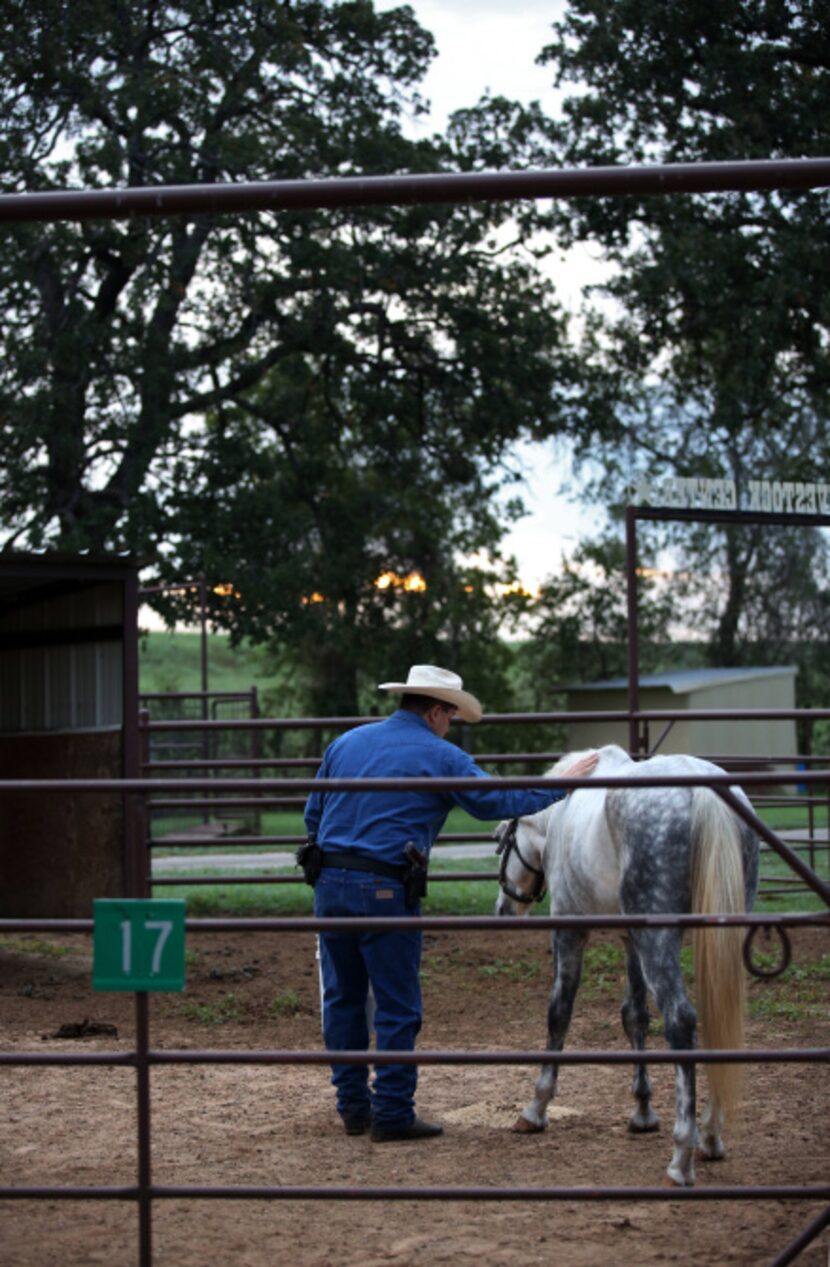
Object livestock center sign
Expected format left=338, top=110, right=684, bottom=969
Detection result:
left=633, top=475, right=830, bottom=515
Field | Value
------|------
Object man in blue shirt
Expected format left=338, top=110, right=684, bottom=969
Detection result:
left=303, top=664, right=598, bottom=1142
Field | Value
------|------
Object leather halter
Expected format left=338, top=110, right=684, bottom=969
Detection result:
left=495, top=817, right=547, bottom=905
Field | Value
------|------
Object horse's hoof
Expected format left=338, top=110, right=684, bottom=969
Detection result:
left=512, top=1114, right=545, bottom=1134
left=664, top=1171, right=695, bottom=1188
left=628, top=1111, right=659, bottom=1134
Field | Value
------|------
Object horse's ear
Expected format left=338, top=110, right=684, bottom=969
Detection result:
left=493, top=821, right=509, bottom=853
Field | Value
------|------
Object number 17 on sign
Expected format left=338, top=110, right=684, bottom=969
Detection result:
left=93, top=899, right=186, bottom=992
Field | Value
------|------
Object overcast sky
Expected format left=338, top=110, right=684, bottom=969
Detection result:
left=380, top=0, right=566, bottom=129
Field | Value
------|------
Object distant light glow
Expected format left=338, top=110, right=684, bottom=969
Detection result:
left=374, top=570, right=427, bottom=593
left=495, top=580, right=538, bottom=599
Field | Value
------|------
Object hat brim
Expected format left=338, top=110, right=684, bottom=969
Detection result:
left=378, top=682, right=482, bottom=724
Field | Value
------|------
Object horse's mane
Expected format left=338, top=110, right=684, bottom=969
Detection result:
left=548, top=744, right=629, bottom=779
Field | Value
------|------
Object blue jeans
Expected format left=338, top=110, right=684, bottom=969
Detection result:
left=314, top=867, right=422, bottom=1127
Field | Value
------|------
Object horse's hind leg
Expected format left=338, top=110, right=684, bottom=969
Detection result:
left=516, top=928, right=586, bottom=1132
left=622, top=936, right=659, bottom=1133
left=632, top=929, right=698, bottom=1186
left=699, top=1098, right=725, bottom=1160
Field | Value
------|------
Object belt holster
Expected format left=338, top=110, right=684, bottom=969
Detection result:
left=403, top=842, right=428, bottom=910
left=296, top=839, right=323, bottom=886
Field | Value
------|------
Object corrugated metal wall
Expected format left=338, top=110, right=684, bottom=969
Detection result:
left=0, top=582, right=123, bottom=732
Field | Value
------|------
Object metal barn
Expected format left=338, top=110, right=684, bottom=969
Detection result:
left=564, top=666, right=798, bottom=760
left=0, top=553, right=140, bottom=917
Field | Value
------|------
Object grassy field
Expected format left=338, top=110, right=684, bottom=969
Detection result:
left=140, top=628, right=281, bottom=699
left=154, top=863, right=828, bottom=917
left=149, top=805, right=828, bottom=917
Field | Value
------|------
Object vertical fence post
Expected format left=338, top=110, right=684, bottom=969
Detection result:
left=134, top=710, right=151, bottom=898
left=124, top=571, right=146, bottom=899
left=199, top=576, right=210, bottom=827
left=135, top=990, right=153, bottom=1267
left=625, top=506, right=642, bottom=758
left=251, top=686, right=262, bottom=836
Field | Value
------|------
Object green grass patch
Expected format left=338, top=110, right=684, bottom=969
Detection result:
left=0, top=936, right=72, bottom=958
left=756, top=844, right=828, bottom=912
left=180, top=991, right=245, bottom=1024
left=783, top=952, right=830, bottom=982
left=748, top=951, right=829, bottom=1022
left=269, top=990, right=302, bottom=1018
left=748, top=995, right=818, bottom=1022
left=420, top=951, right=464, bottom=980
left=756, top=801, right=828, bottom=830
left=154, top=874, right=502, bottom=917
left=478, top=957, right=541, bottom=982
left=578, top=942, right=626, bottom=999
left=171, top=882, right=315, bottom=917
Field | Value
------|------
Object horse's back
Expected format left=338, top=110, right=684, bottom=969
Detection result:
left=550, top=746, right=758, bottom=915
left=603, top=751, right=758, bottom=914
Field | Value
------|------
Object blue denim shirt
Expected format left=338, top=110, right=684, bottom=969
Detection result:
left=303, top=708, right=565, bottom=866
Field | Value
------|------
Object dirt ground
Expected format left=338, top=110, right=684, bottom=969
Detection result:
left=1, top=924, right=828, bottom=1267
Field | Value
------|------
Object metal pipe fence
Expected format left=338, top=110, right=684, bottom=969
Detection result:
left=138, top=706, right=830, bottom=903
left=1, top=909, right=828, bottom=1267
left=1, top=705, right=827, bottom=1265
left=4, top=755, right=827, bottom=1264
left=1, top=157, right=828, bottom=225
left=4, top=149, right=830, bottom=1266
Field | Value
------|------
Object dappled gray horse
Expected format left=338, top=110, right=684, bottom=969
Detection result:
left=495, top=744, right=759, bottom=1186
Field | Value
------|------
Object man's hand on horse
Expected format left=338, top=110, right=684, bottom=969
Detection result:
left=565, top=752, right=600, bottom=782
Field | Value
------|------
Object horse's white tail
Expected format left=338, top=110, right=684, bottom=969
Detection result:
left=691, top=788, right=748, bottom=1122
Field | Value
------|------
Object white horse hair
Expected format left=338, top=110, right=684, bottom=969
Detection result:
left=494, top=743, right=760, bottom=1187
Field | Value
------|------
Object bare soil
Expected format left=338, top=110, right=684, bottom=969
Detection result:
left=1, top=925, right=828, bottom=1267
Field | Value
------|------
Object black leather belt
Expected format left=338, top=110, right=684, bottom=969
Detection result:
left=319, top=849, right=407, bottom=883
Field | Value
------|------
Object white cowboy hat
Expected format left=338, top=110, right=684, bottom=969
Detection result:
left=378, top=664, right=482, bottom=724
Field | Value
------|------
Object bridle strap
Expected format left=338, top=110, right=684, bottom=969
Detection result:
left=496, top=818, right=547, bottom=905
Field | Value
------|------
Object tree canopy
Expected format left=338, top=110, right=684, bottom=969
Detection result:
left=0, top=0, right=586, bottom=713
left=538, top=0, right=830, bottom=669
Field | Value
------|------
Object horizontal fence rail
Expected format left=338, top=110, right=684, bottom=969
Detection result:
left=3, top=770, right=830, bottom=791
left=139, top=706, right=830, bottom=729
left=5, top=1184, right=829, bottom=1205
left=3, top=1046, right=828, bottom=1070
left=2, top=157, right=829, bottom=225
left=1, top=912, right=826, bottom=934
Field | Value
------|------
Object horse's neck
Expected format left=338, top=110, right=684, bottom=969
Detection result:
left=545, top=771, right=621, bottom=912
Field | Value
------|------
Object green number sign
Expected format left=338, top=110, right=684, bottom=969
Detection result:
left=93, top=898, right=186, bottom=992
